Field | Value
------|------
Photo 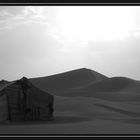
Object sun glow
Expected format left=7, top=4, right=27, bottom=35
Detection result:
left=57, top=6, right=134, bottom=42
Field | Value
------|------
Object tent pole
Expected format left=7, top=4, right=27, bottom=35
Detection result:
left=6, top=93, right=11, bottom=121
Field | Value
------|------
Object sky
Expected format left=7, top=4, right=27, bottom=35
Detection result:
left=0, top=6, right=140, bottom=81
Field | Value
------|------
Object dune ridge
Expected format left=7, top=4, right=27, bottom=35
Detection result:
left=85, top=77, right=138, bottom=92
left=1, top=68, right=140, bottom=134
left=30, top=68, right=140, bottom=99
left=30, top=68, right=108, bottom=91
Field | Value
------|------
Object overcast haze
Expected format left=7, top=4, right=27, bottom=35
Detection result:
left=1, top=6, right=140, bottom=81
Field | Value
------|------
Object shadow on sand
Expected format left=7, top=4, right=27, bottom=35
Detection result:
left=0, top=116, right=92, bottom=126
left=109, top=118, right=140, bottom=125
left=93, top=103, right=140, bottom=125
left=94, top=103, right=140, bottom=117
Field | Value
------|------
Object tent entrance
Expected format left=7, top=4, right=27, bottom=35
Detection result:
left=0, top=94, right=8, bottom=122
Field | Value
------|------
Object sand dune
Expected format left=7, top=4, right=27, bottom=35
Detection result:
left=85, top=77, right=138, bottom=92
left=1, top=68, right=140, bottom=134
left=30, top=68, right=140, bottom=129
left=30, top=68, right=107, bottom=91
left=54, top=96, right=140, bottom=118
left=1, top=95, right=140, bottom=134
left=30, top=68, right=140, bottom=94
left=30, top=68, right=140, bottom=101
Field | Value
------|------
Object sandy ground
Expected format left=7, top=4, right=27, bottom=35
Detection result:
left=1, top=96, right=140, bottom=135
left=1, top=115, right=140, bottom=134
left=2, top=69, right=140, bottom=135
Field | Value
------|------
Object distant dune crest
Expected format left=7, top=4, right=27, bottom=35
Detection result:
left=30, top=68, right=107, bottom=91
left=86, top=77, right=138, bottom=92
left=30, top=68, right=140, bottom=99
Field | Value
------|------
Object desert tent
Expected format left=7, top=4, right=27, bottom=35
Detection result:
left=0, top=80, right=9, bottom=88
left=0, top=77, right=54, bottom=122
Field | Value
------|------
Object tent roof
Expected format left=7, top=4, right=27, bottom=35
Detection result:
left=0, top=77, right=54, bottom=105
left=0, top=80, right=10, bottom=88
left=0, top=80, right=9, bottom=84
left=0, top=82, right=13, bottom=92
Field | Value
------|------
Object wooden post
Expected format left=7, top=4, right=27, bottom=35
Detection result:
left=6, top=92, right=11, bottom=121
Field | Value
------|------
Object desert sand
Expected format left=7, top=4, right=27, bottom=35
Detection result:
left=1, top=68, right=140, bottom=135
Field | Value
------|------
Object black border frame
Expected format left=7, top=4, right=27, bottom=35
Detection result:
left=0, top=2, right=140, bottom=138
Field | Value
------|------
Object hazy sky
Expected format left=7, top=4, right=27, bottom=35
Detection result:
left=1, top=6, right=140, bottom=81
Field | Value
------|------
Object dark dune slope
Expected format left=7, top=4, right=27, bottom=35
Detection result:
left=85, top=77, right=138, bottom=92
left=30, top=68, right=107, bottom=91
left=49, top=77, right=140, bottom=101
